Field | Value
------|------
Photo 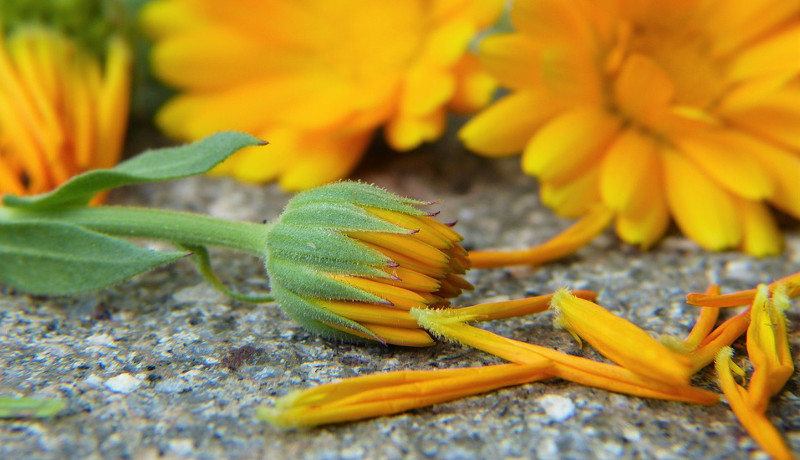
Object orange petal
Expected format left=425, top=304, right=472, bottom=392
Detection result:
left=469, top=205, right=613, bottom=268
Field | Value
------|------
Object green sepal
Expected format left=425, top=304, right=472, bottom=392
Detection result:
left=0, top=220, right=187, bottom=295
left=0, top=396, right=66, bottom=419
left=287, top=181, right=428, bottom=216
left=266, top=256, right=385, bottom=305
left=271, top=284, right=381, bottom=344
left=181, top=244, right=273, bottom=304
left=265, top=225, right=391, bottom=278
left=280, top=202, right=408, bottom=234
left=3, top=131, right=265, bottom=211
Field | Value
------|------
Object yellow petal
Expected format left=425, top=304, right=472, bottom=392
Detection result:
left=469, top=205, right=613, bottom=268
left=211, top=127, right=288, bottom=183
left=399, top=67, right=455, bottom=117
left=600, top=129, right=660, bottom=215
left=676, top=131, right=774, bottom=200
left=736, top=198, right=782, bottom=257
left=446, top=54, right=497, bottom=114
left=478, top=34, right=544, bottom=90
left=686, top=272, right=800, bottom=308
left=613, top=54, right=674, bottom=128
left=522, top=106, right=620, bottom=183
left=707, top=0, right=800, bottom=58
left=614, top=191, right=670, bottom=249
left=359, top=323, right=435, bottom=347
left=95, top=36, right=131, bottom=169
left=662, top=285, right=721, bottom=354
left=277, top=132, right=372, bottom=191
left=259, top=363, right=550, bottom=428
left=728, top=25, right=800, bottom=81
left=459, top=91, right=563, bottom=157
left=708, top=131, right=800, bottom=218
left=661, top=149, right=742, bottom=250
left=449, top=290, right=598, bottom=322
left=715, top=347, right=794, bottom=460
left=746, top=285, right=794, bottom=411
left=150, top=27, right=294, bottom=90
left=540, top=167, right=602, bottom=218
left=551, top=289, right=693, bottom=385
left=139, top=0, right=209, bottom=39
left=689, top=310, right=750, bottom=372
left=385, top=110, right=445, bottom=151
left=511, top=0, right=594, bottom=48
left=156, top=75, right=352, bottom=139
left=418, top=19, right=474, bottom=67
left=725, top=84, right=800, bottom=151
left=414, top=309, right=718, bottom=405
left=317, top=300, right=419, bottom=328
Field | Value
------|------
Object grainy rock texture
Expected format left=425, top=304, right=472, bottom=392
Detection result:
left=1, top=125, right=799, bottom=459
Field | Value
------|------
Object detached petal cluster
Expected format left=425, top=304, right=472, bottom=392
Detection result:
left=265, top=181, right=471, bottom=347
left=261, top=279, right=796, bottom=460
left=0, top=2, right=131, bottom=198
left=714, top=285, right=794, bottom=460
left=142, top=0, right=503, bottom=190
left=462, top=0, right=800, bottom=259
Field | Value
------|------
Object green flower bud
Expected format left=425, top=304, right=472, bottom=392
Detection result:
left=265, top=181, right=472, bottom=346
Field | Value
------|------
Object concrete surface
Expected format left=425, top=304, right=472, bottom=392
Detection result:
left=1, top=124, right=798, bottom=459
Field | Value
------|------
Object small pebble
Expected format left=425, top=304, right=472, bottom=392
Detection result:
left=537, top=394, right=576, bottom=422
left=104, top=373, right=142, bottom=394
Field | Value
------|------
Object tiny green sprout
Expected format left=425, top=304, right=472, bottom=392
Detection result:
left=0, top=396, right=66, bottom=419
left=0, top=132, right=472, bottom=345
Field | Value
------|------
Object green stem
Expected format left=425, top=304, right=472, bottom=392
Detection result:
left=0, top=206, right=270, bottom=257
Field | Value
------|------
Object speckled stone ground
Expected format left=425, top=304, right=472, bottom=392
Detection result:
left=1, top=124, right=799, bottom=459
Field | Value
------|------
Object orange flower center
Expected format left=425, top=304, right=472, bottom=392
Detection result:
left=627, top=22, right=725, bottom=109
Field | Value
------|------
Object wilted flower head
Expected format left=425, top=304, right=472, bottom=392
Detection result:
left=0, top=0, right=131, bottom=198
left=462, top=0, right=800, bottom=261
left=265, top=181, right=471, bottom=346
left=141, top=0, right=503, bottom=190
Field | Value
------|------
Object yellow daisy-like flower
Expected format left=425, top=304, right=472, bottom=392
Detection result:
left=142, top=0, right=503, bottom=191
left=461, top=0, right=800, bottom=263
left=0, top=25, right=131, bottom=198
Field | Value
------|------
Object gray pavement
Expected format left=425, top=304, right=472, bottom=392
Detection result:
left=1, top=126, right=798, bottom=459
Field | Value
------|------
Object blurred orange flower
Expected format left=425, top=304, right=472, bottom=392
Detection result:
left=462, top=0, right=800, bottom=264
left=143, top=0, right=503, bottom=190
left=0, top=26, right=131, bottom=198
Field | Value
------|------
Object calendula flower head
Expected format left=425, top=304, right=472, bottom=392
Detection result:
left=141, top=0, right=504, bottom=191
left=462, top=0, right=800, bottom=262
left=265, top=181, right=472, bottom=347
left=0, top=0, right=132, bottom=198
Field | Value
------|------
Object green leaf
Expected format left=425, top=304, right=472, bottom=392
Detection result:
left=3, top=131, right=265, bottom=211
left=0, top=221, right=187, bottom=295
left=0, top=397, right=66, bottom=419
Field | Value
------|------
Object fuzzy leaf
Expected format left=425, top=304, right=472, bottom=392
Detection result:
left=0, top=221, right=187, bottom=295
left=3, top=132, right=265, bottom=211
